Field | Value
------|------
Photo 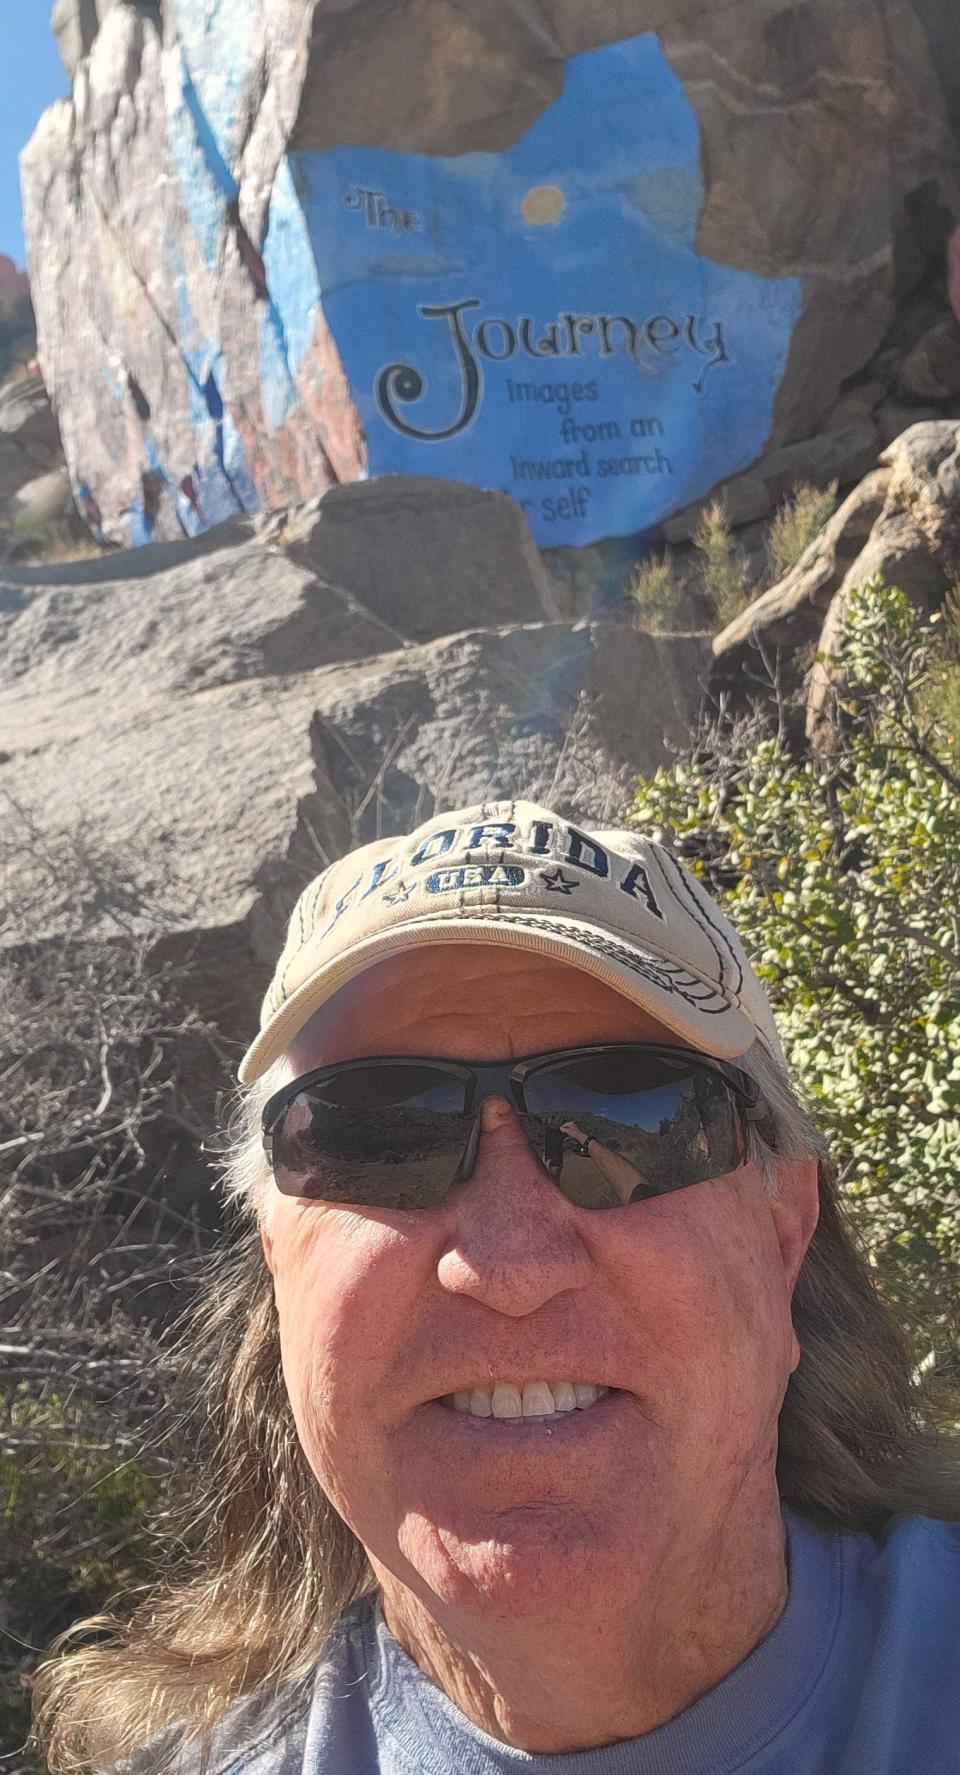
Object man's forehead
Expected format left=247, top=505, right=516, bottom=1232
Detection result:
left=284, top=945, right=680, bottom=1073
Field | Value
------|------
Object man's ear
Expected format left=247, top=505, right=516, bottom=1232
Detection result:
left=768, top=1156, right=820, bottom=1297
left=260, top=1209, right=277, bottom=1279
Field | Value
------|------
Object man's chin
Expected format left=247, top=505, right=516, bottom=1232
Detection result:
left=390, top=1503, right=645, bottom=1620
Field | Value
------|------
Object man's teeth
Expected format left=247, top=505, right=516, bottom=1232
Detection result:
left=440, top=1381, right=611, bottom=1418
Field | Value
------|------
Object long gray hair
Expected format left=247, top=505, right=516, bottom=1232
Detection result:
left=28, top=1040, right=960, bottom=1773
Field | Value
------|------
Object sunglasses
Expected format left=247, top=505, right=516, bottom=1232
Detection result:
left=261, top=1043, right=771, bottom=1212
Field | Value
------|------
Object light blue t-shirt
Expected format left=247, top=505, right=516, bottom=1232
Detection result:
left=155, top=1509, right=960, bottom=1774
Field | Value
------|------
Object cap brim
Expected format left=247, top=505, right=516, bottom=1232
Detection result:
left=238, top=911, right=759, bottom=1084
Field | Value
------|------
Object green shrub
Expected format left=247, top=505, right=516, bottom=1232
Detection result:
left=925, top=661, right=960, bottom=764
left=629, top=480, right=840, bottom=637
left=767, top=480, right=838, bottom=580
left=0, top=292, right=35, bottom=382
left=628, top=577, right=960, bottom=1372
left=692, top=498, right=751, bottom=628
left=1, top=1390, right=169, bottom=1770
left=1, top=507, right=102, bottom=566
left=1, top=1390, right=165, bottom=1594
left=915, top=592, right=960, bottom=767
left=630, top=551, right=685, bottom=631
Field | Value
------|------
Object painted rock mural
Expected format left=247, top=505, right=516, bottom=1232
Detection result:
left=20, top=0, right=959, bottom=552
left=302, top=37, right=803, bottom=547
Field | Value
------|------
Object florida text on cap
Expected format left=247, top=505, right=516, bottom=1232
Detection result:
left=239, top=799, right=784, bottom=1085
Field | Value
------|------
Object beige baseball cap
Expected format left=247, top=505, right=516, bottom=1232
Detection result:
left=239, top=797, right=785, bottom=1084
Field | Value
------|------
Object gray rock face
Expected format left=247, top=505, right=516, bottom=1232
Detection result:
left=916, top=0, right=960, bottom=138
left=50, top=0, right=159, bottom=79
left=898, top=319, right=960, bottom=401
left=1, top=478, right=707, bottom=1043
left=19, top=0, right=960, bottom=563
left=50, top=0, right=99, bottom=81
left=659, top=421, right=883, bottom=546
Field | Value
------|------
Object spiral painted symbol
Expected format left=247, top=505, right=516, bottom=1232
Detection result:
left=390, top=366, right=423, bottom=404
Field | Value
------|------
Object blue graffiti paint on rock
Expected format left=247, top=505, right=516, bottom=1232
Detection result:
left=160, top=7, right=316, bottom=478
left=167, top=0, right=261, bottom=170
left=163, top=43, right=235, bottom=272
left=287, top=33, right=803, bottom=547
left=109, top=252, right=260, bottom=547
left=259, top=158, right=322, bottom=434
left=163, top=0, right=259, bottom=272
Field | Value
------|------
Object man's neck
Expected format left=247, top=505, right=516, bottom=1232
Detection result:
left=375, top=1503, right=790, bottom=1754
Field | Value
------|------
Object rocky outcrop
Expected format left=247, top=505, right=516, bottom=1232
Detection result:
left=0, top=255, right=29, bottom=311
left=50, top=0, right=158, bottom=80
left=0, top=374, right=62, bottom=501
left=1, top=477, right=708, bottom=1039
left=0, top=263, right=77, bottom=561
left=0, top=365, right=82, bottom=565
left=710, top=471, right=892, bottom=673
left=50, top=0, right=99, bottom=78
left=711, top=421, right=960, bottom=732
left=20, top=0, right=960, bottom=566
left=0, top=376, right=82, bottom=564
left=658, top=421, right=884, bottom=545
left=804, top=423, right=960, bottom=743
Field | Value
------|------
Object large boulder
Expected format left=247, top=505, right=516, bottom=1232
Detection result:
left=19, top=0, right=960, bottom=568
left=0, top=478, right=708, bottom=1047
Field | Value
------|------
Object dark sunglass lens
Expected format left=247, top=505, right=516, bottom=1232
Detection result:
left=271, top=1065, right=466, bottom=1208
left=522, top=1053, right=741, bottom=1207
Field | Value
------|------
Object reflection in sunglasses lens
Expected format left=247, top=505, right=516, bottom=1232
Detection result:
left=522, top=1057, right=739, bottom=1200
left=272, top=1066, right=467, bottom=1205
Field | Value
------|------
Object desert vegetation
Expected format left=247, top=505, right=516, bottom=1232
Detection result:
left=630, top=577, right=960, bottom=1410
left=631, top=480, right=839, bottom=633
left=1, top=800, right=232, bottom=1767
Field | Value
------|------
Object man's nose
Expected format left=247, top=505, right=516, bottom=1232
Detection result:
left=436, top=1096, right=593, bottom=1315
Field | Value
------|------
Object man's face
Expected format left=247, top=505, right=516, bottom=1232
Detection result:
left=260, top=945, right=818, bottom=1629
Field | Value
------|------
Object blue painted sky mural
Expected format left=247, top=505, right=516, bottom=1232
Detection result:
left=286, top=33, right=804, bottom=548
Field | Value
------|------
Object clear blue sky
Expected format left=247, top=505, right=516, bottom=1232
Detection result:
left=1, top=6, right=68, bottom=267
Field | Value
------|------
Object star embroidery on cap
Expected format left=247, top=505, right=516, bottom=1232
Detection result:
left=383, top=879, right=416, bottom=905
left=539, top=869, right=579, bottom=895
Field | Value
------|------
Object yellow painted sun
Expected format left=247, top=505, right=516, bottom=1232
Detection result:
left=521, top=184, right=566, bottom=225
